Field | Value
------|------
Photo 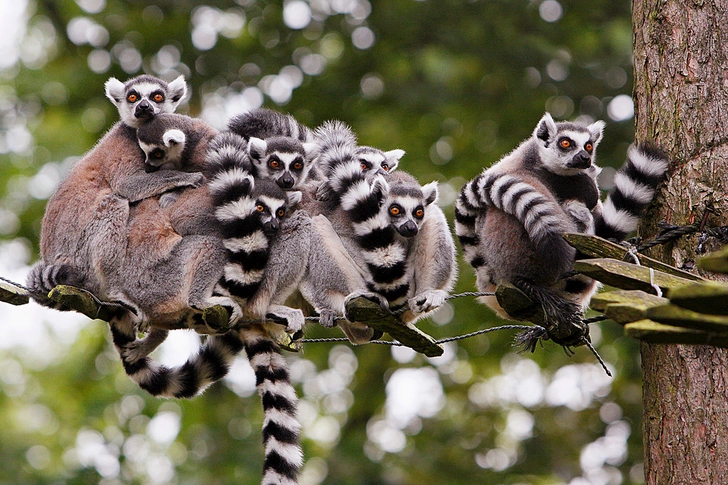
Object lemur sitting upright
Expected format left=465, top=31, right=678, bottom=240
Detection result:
left=27, top=75, right=196, bottom=308
left=455, top=113, right=669, bottom=347
left=298, top=121, right=457, bottom=343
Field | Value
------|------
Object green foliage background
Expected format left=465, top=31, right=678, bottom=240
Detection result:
left=0, top=1, right=644, bottom=484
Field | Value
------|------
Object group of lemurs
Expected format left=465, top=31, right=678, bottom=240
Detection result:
left=26, top=74, right=669, bottom=484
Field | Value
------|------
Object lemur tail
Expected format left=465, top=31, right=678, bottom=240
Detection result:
left=597, top=143, right=669, bottom=241
left=26, top=261, right=86, bottom=310
left=228, top=108, right=313, bottom=143
left=109, top=315, right=245, bottom=398
left=313, top=120, right=360, bottom=195
left=241, top=326, right=302, bottom=485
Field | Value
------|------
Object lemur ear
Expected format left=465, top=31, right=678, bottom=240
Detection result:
left=287, top=190, right=303, bottom=206
left=167, top=76, right=188, bottom=106
left=534, top=112, right=557, bottom=144
left=587, top=120, right=606, bottom=147
left=248, top=137, right=267, bottom=162
left=371, top=174, right=390, bottom=199
left=302, top=142, right=319, bottom=158
left=104, top=77, right=125, bottom=106
left=422, top=181, right=439, bottom=206
left=163, top=129, right=185, bottom=147
left=384, top=149, right=405, bottom=172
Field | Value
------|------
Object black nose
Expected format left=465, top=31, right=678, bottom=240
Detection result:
left=569, top=150, right=591, bottom=169
left=135, top=100, right=154, bottom=119
left=264, top=219, right=280, bottom=236
left=277, top=174, right=295, bottom=189
left=397, top=220, right=418, bottom=237
left=144, top=160, right=159, bottom=173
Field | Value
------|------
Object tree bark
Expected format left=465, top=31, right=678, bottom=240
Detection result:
left=633, top=1, right=728, bottom=483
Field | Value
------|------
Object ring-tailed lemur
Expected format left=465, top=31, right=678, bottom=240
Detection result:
left=299, top=121, right=457, bottom=343
left=455, top=113, right=669, bottom=347
left=27, top=75, right=195, bottom=309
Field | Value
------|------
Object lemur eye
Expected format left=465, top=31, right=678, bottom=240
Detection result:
left=152, top=93, right=165, bottom=103
left=151, top=149, right=165, bottom=159
left=360, top=160, right=370, bottom=171
left=381, top=163, right=389, bottom=171
left=389, top=206, right=401, bottom=216
left=292, top=160, right=303, bottom=170
left=414, top=208, right=424, bottom=218
left=277, top=208, right=286, bottom=217
left=256, top=205, right=265, bottom=212
left=585, top=142, right=594, bottom=153
left=559, top=139, right=572, bottom=149
left=269, top=159, right=280, bottom=169
left=127, top=93, right=138, bottom=103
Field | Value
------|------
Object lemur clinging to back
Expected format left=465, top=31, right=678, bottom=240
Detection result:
left=455, top=113, right=669, bottom=348
left=298, top=121, right=457, bottom=343
left=27, top=74, right=197, bottom=308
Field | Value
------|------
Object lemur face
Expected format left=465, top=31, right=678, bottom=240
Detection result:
left=105, top=75, right=187, bottom=128
left=387, top=180, right=439, bottom=238
left=136, top=116, right=187, bottom=173
left=356, top=146, right=405, bottom=178
left=534, top=113, right=605, bottom=176
left=248, top=136, right=317, bottom=189
left=250, top=180, right=302, bottom=237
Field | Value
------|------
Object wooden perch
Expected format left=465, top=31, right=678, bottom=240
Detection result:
left=344, top=296, right=444, bottom=357
left=589, top=290, right=668, bottom=325
left=624, top=319, right=728, bottom=348
left=0, top=279, right=29, bottom=306
left=646, top=304, right=728, bottom=334
left=563, top=233, right=703, bottom=281
left=574, top=258, right=696, bottom=295
left=668, top=281, right=728, bottom=315
left=698, top=245, right=728, bottom=273
left=496, top=284, right=544, bottom=326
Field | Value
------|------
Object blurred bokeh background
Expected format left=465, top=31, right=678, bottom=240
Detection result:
left=0, top=1, right=643, bottom=484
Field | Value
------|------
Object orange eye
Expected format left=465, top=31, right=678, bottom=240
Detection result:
left=153, top=93, right=164, bottom=102
left=415, top=208, right=424, bottom=218
left=361, top=162, right=369, bottom=171
left=381, top=163, right=389, bottom=171
left=127, top=93, right=138, bottom=102
left=390, top=206, right=400, bottom=216
left=585, top=142, right=593, bottom=153
left=256, top=205, right=265, bottom=212
left=270, top=160, right=280, bottom=169
left=559, top=139, right=571, bottom=149
left=277, top=209, right=285, bottom=217
left=293, top=161, right=303, bottom=170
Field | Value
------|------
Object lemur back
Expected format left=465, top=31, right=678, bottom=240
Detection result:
left=455, top=113, right=669, bottom=346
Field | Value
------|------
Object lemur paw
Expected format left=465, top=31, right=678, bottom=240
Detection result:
left=202, top=297, right=242, bottom=329
left=159, top=190, right=182, bottom=208
left=266, top=305, right=305, bottom=338
left=120, top=328, right=169, bottom=363
left=318, top=309, right=338, bottom=328
left=188, top=172, right=206, bottom=188
left=409, top=290, right=448, bottom=314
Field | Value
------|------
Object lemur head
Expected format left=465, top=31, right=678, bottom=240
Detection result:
left=248, top=136, right=318, bottom=189
left=250, top=179, right=302, bottom=237
left=356, top=146, right=405, bottom=177
left=385, top=172, right=439, bottom=238
left=136, top=113, right=191, bottom=173
left=533, top=112, right=605, bottom=176
left=105, top=74, right=187, bottom=129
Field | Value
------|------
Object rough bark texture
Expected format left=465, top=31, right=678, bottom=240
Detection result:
left=633, top=1, right=728, bottom=483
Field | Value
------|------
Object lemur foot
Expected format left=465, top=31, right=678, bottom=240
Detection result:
left=266, top=305, right=305, bottom=339
left=409, top=290, right=448, bottom=314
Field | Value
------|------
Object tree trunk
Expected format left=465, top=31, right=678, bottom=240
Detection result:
left=633, top=1, right=728, bottom=483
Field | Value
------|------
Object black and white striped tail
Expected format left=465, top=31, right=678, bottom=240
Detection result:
left=454, top=179, right=485, bottom=268
left=315, top=121, right=410, bottom=307
left=228, top=108, right=313, bottom=143
left=597, top=143, right=669, bottom=241
left=109, top=318, right=244, bottom=398
left=457, top=170, right=570, bottom=245
left=26, top=261, right=86, bottom=310
left=242, top=326, right=302, bottom=485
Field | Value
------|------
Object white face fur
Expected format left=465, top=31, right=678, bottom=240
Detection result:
left=357, top=147, right=405, bottom=177
left=387, top=181, right=438, bottom=238
left=105, top=75, right=187, bottom=128
left=534, top=113, right=605, bottom=176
